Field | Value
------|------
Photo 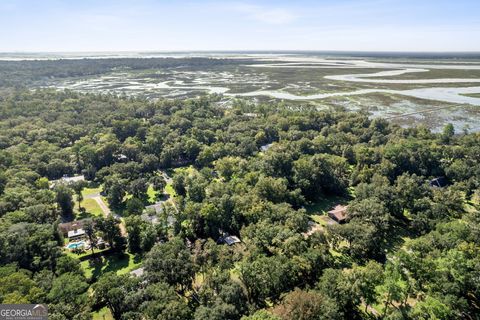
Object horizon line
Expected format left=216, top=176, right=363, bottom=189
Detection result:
left=2, top=50, right=480, bottom=54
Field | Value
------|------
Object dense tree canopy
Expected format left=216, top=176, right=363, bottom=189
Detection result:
left=0, top=87, right=479, bottom=319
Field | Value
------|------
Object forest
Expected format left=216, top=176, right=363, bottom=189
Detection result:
left=0, top=88, right=479, bottom=320
left=0, top=57, right=257, bottom=87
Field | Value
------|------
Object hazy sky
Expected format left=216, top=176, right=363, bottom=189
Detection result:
left=1, top=0, right=480, bottom=52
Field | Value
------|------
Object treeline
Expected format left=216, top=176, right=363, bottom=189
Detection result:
left=0, top=57, right=257, bottom=87
left=0, top=89, right=479, bottom=319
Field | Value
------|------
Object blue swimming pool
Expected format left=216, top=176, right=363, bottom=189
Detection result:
left=67, top=241, right=85, bottom=249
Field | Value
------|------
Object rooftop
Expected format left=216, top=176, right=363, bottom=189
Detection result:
left=220, top=235, right=241, bottom=246
left=328, top=205, right=348, bottom=223
left=67, top=228, right=86, bottom=238
left=430, top=177, right=448, bottom=188
left=130, top=267, right=145, bottom=277
left=145, top=202, right=164, bottom=214
left=49, top=175, right=85, bottom=188
left=260, top=143, right=273, bottom=152
left=59, top=219, right=91, bottom=234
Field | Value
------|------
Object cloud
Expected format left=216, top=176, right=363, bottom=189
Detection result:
left=233, top=3, right=298, bottom=25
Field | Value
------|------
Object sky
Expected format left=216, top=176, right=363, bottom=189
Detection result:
left=1, top=0, right=480, bottom=52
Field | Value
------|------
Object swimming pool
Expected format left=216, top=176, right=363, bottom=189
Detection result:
left=66, top=241, right=85, bottom=249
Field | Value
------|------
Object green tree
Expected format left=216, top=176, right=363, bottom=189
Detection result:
left=150, top=175, right=166, bottom=195
left=441, top=123, right=455, bottom=143
left=0, top=270, right=45, bottom=304
left=141, top=282, right=192, bottom=320
left=125, top=215, right=144, bottom=253
left=128, top=178, right=148, bottom=199
left=55, top=256, right=82, bottom=276
left=241, top=310, right=281, bottom=320
left=55, top=185, right=74, bottom=218
left=239, top=255, right=298, bottom=306
left=95, top=216, right=125, bottom=251
left=71, top=180, right=87, bottom=212
left=83, top=219, right=97, bottom=255
left=104, top=175, right=126, bottom=208
left=410, top=296, right=453, bottom=320
left=93, top=272, right=140, bottom=320
left=172, top=171, right=188, bottom=196
left=125, top=197, right=144, bottom=216
left=47, top=272, right=90, bottom=319
left=273, top=288, right=340, bottom=320
left=143, top=238, right=195, bottom=291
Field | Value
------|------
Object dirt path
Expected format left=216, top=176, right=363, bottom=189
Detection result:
left=118, top=220, right=127, bottom=236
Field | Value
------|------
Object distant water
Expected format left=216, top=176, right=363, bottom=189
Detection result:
left=1, top=51, right=480, bottom=61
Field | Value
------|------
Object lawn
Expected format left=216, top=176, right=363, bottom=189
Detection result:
left=147, top=184, right=157, bottom=203
left=173, top=165, right=195, bottom=175
left=74, top=197, right=104, bottom=219
left=80, top=252, right=143, bottom=279
left=92, top=307, right=113, bottom=320
left=81, top=198, right=104, bottom=216
left=65, top=247, right=110, bottom=260
left=73, top=185, right=106, bottom=219
left=82, top=186, right=103, bottom=197
left=310, top=215, right=331, bottom=226
left=164, top=183, right=177, bottom=198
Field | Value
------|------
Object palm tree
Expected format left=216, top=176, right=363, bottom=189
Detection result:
left=84, top=220, right=98, bottom=255
left=72, top=181, right=86, bottom=213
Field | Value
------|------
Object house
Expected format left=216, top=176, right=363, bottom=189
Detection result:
left=142, top=209, right=176, bottom=227
left=219, top=235, right=241, bottom=246
left=68, top=228, right=86, bottom=240
left=328, top=205, right=348, bottom=224
left=145, top=202, right=164, bottom=215
left=115, top=153, right=128, bottom=162
left=58, top=219, right=91, bottom=236
left=430, top=177, right=448, bottom=188
left=260, top=143, right=273, bottom=152
left=130, top=267, right=145, bottom=277
left=49, top=175, right=85, bottom=189
left=141, top=211, right=160, bottom=224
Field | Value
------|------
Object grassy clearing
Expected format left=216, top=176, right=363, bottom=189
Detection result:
left=74, top=197, right=104, bottom=219
left=65, top=247, right=110, bottom=260
left=82, top=186, right=103, bottom=197
left=92, top=307, right=113, bottom=320
left=311, top=215, right=330, bottom=227
left=173, top=165, right=196, bottom=175
left=81, top=198, right=104, bottom=216
left=80, top=252, right=143, bottom=279
left=164, top=183, right=177, bottom=198
left=147, top=184, right=157, bottom=203
left=73, top=185, right=106, bottom=219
